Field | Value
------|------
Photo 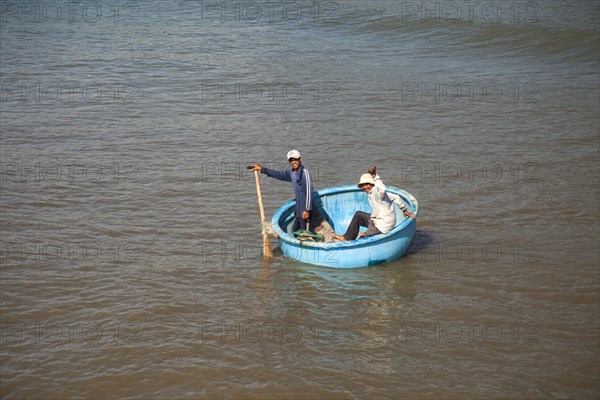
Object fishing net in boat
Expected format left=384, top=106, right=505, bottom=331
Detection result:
left=293, top=230, right=326, bottom=242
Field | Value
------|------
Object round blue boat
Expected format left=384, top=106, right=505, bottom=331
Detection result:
left=271, top=185, right=418, bottom=268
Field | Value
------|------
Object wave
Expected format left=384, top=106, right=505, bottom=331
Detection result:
left=335, top=3, right=599, bottom=63
left=466, top=23, right=599, bottom=62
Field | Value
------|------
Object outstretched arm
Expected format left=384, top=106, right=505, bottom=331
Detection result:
left=250, top=164, right=292, bottom=182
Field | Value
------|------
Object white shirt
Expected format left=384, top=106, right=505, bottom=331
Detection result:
left=368, top=175, right=396, bottom=234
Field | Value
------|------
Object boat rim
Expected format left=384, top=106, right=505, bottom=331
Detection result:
left=271, top=184, right=418, bottom=249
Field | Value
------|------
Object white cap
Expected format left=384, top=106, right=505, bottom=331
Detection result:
left=358, top=173, right=375, bottom=187
left=287, top=149, right=301, bottom=160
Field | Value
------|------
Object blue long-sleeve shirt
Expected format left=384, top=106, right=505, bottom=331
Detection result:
left=262, top=164, right=313, bottom=219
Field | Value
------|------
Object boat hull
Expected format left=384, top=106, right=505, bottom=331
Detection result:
left=271, top=185, right=418, bottom=268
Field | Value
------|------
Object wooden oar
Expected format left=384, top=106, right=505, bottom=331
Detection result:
left=248, top=166, right=273, bottom=260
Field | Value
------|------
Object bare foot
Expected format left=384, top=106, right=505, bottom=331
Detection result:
left=332, top=234, right=347, bottom=242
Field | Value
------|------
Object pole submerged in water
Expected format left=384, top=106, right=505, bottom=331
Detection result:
left=253, top=169, right=273, bottom=261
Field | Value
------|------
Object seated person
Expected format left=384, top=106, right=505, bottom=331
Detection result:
left=333, top=166, right=413, bottom=242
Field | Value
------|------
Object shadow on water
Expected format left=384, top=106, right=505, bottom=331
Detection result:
left=406, top=229, right=435, bottom=256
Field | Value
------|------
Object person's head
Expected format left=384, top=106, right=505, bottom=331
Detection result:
left=357, top=173, right=375, bottom=193
left=287, top=149, right=302, bottom=171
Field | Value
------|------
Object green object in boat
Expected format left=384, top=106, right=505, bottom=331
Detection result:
left=293, top=230, right=325, bottom=242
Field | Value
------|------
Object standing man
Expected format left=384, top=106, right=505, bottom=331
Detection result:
left=251, top=150, right=322, bottom=233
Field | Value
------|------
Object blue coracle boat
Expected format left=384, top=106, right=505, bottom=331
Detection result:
left=271, top=185, right=418, bottom=268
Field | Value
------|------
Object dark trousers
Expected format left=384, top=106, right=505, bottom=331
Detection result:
left=292, top=208, right=324, bottom=233
left=343, top=211, right=381, bottom=241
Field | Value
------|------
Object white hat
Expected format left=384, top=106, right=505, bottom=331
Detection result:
left=358, top=173, right=375, bottom=187
left=287, top=149, right=301, bottom=160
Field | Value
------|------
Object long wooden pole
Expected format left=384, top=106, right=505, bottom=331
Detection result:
left=254, top=170, right=273, bottom=260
